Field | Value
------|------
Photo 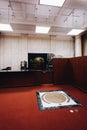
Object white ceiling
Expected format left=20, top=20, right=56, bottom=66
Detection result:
left=0, top=0, right=87, bottom=36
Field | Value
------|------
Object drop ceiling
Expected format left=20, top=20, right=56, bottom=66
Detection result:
left=0, top=0, right=87, bottom=36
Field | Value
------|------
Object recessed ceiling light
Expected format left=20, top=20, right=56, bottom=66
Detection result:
left=0, top=23, right=13, bottom=31
left=67, top=29, right=84, bottom=36
left=35, top=26, right=50, bottom=34
left=39, top=0, right=65, bottom=7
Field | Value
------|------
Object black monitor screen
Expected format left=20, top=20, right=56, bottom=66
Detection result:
left=28, top=53, right=47, bottom=70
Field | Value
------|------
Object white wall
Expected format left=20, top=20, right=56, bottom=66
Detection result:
left=0, top=34, right=74, bottom=70
left=51, top=36, right=74, bottom=58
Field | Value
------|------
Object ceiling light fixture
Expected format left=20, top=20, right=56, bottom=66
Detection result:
left=0, top=23, right=13, bottom=31
left=39, top=0, right=65, bottom=7
left=67, top=29, right=84, bottom=36
left=35, top=26, right=50, bottom=34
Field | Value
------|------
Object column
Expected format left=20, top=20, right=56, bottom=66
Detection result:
left=75, top=35, right=82, bottom=57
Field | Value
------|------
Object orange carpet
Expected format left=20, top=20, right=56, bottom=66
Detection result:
left=0, top=84, right=87, bottom=130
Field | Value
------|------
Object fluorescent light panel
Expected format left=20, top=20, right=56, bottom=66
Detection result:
left=36, top=26, right=50, bottom=34
left=67, top=29, right=84, bottom=36
left=40, top=0, right=65, bottom=7
left=0, top=23, right=13, bottom=31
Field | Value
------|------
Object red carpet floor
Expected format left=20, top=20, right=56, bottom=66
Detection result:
left=0, top=84, right=87, bottom=130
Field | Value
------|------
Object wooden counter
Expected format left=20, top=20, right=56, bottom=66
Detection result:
left=0, top=70, right=53, bottom=87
